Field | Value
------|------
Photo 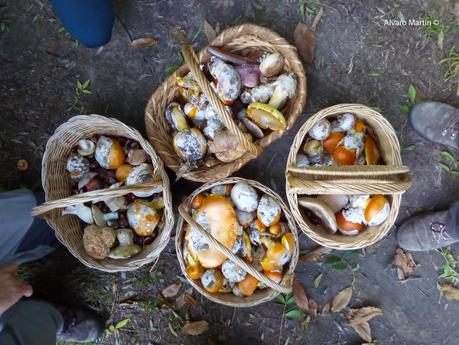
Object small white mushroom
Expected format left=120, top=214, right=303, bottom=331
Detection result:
left=309, top=119, right=331, bottom=140
left=237, top=209, right=256, bottom=227
left=108, top=228, right=142, bottom=259
left=342, top=133, right=364, bottom=155
left=173, top=128, right=207, bottom=162
left=77, top=139, right=95, bottom=156
left=250, top=84, right=273, bottom=103
left=242, top=118, right=264, bottom=139
left=231, top=182, right=259, bottom=212
left=343, top=207, right=365, bottom=224
left=348, top=194, right=370, bottom=209
left=62, top=204, right=94, bottom=224
left=295, top=154, right=310, bottom=168
left=221, top=260, right=247, bottom=283
left=337, top=113, right=356, bottom=131
left=91, top=204, right=118, bottom=227
left=259, top=53, right=284, bottom=77
left=257, top=195, right=281, bottom=227
left=268, top=73, right=297, bottom=109
left=66, top=154, right=90, bottom=181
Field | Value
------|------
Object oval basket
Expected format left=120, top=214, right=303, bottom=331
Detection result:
left=145, top=23, right=307, bottom=182
left=285, top=104, right=412, bottom=249
left=175, top=177, right=299, bottom=307
left=33, top=114, right=174, bottom=272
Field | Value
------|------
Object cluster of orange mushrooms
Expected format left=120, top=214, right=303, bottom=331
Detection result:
left=295, top=113, right=390, bottom=236
left=182, top=182, right=295, bottom=297
left=64, top=135, right=164, bottom=260
left=167, top=47, right=297, bottom=169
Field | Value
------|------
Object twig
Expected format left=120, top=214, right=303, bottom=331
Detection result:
left=278, top=304, right=286, bottom=345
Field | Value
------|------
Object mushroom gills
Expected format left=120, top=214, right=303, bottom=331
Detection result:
left=298, top=197, right=338, bottom=233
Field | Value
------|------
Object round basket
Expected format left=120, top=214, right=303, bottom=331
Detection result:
left=175, top=177, right=299, bottom=307
left=32, top=114, right=174, bottom=272
left=285, top=104, right=412, bottom=249
left=145, top=23, right=307, bottom=182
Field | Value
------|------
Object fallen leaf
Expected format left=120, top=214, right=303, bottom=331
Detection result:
left=162, top=283, right=182, bottom=298
left=311, top=6, right=324, bottom=31
left=203, top=19, right=216, bottom=43
left=350, top=321, right=372, bottom=342
left=293, top=22, right=315, bottom=64
left=393, top=248, right=417, bottom=280
left=130, top=37, right=157, bottom=48
left=313, top=273, right=323, bottom=289
left=176, top=292, right=197, bottom=308
left=182, top=320, right=209, bottom=335
left=347, top=307, right=383, bottom=326
left=285, top=309, right=305, bottom=320
left=301, top=315, right=311, bottom=331
left=321, top=302, right=330, bottom=316
left=309, top=299, right=317, bottom=319
left=299, top=246, right=332, bottom=262
left=292, top=276, right=309, bottom=310
left=331, top=287, right=352, bottom=312
left=16, top=159, right=29, bottom=171
left=170, top=26, right=187, bottom=44
left=440, top=284, right=459, bottom=301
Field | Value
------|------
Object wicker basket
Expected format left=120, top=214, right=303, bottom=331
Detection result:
left=145, top=23, right=307, bottom=182
left=176, top=177, right=299, bottom=307
left=32, top=114, right=174, bottom=272
left=285, top=104, right=412, bottom=249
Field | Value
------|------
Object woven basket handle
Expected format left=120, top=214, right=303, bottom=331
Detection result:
left=180, top=44, right=259, bottom=156
left=178, top=203, right=291, bottom=294
left=287, top=165, right=411, bottom=177
left=286, top=173, right=412, bottom=195
left=31, top=179, right=162, bottom=217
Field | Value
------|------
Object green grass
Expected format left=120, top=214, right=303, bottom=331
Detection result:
left=424, top=15, right=457, bottom=39
left=439, top=46, right=459, bottom=83
left=142, top=297, right=160, bottom=313
left=438, top=249, right=459, bottom=284
left=298, top=0, right=320, bottom=21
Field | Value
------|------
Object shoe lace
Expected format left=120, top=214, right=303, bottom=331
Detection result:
left=430, top=222, right=452, bottom=242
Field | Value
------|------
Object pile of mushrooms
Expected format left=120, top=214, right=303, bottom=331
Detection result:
left=168, top=47, right=297, bottom=170
left=296, top=113, right=381, bottom=167
left=64, top=135, right=164, bottom=260
left=298, top=194, right=391, bottom=236
left=183, top=182, right=295, bottom=297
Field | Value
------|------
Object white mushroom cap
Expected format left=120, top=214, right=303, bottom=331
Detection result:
left=296, top=154, right=310, bottom=168
left=201, top=268, right=219, bottom=289
left=221, top=260, right=247, bottom=283
left=309, top=119, right=331, bottom=140
left=343, top=207, right=365, bottom=224
left=257, top=195, right=281, bottom=227
left=337, top=113, right=356, bottom=131
left=231, top=182, right=259, bottom=212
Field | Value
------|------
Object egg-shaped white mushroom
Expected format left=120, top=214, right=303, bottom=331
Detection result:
left=309, top=119, right=331, bottom=140
left=231, top=182, right=259, bottom=212
left=221, top=260, right=247, bottom=283
left=257, top=195, right=281, bottom=227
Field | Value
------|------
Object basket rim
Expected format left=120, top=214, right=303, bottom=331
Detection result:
left=40, top=114, right=175, bottom=272
left=144, top=23, right=307, bottom=182
left=175, top=177, right=299, bottom=307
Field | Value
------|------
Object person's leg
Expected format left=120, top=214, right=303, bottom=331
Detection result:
left=397, top=201, right=459, bottom=251
left=0, top=300, right=63, bottom=345
left=49, top=0, right=115, bottom=48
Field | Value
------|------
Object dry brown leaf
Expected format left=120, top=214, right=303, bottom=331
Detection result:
left=182, top=320, right=209, bottom=336
left=177, top=292, right=197, bottom=308
left=309, top=299, right=317, bottom=319
left=299, top=246, right=332, bottom=262
left=203, top=19, right=217, bottom=43
left=393, top=248, right=417, bottom=280
left=292, top=276, right=309, bottom=310
left=440, top=284, right=459, bottom=301
left=162, top=283, right=182, bottom=298
left=321, top=302, right=330, bottom=316
left=293, top=22, right=315, bottom=64
left=331, top=287, right=352, bottom=312
left=130, top=37, right=156, bottom=48
left=347, top=307, right=383, bottom=326
left=351, top=321, right=372, bottom=342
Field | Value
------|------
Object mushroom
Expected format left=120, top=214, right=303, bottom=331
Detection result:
left=115, top=164, right=133, bottom=182
left=62, top=204, right=94, bottom=224
left=309, top=119, right=331, bottom=140
left=333, top=146, right=357, bottom=165
left=237, top=209, right=256, bottom=227
left=343, top=207, right=365, bottom=225
left=348, top=195, right=370, bottom=209
left=66, top=154, right=90, bottom=181
left=201, top=268, right=225, bottom=293
left=77, top=172, right=99, bottom=190
left=95, top=136, right=126, bottom=170
left=91, top=204, right=118, bottom=227
left=108, top=228, right=142, bottom=259
left=231, top=182, right=259, bottom=212
left=184, top=103, right=203, bottom=122
left=237, top=274, right=259, bottom=296
left=257, top=195, right=281, bottom=227
left=323, top=132, right=345, bottom=154
left=210, top=184, right=232, bottom=196
left=260, top=238, right=291, bottom=271
left=104, top=182, right=127, bottom=212
left=303, top=140, right=323, bottom=159
left=259, top=53, right=284, bottom=77
left=127, top=199, right=160, bottom=236
left=281, top=232, right=295, bottom=253
left=242, top=118, right=264, bottom=139
left=337, top=113, right=356, bottom=131
left=203, top=118, right=225, bottom=140
left=221, top=260, right=247, bottom=283
left=268, top=73, right=297, bottom=109
left=364, top=195, right=390, bottom=226
left=295, top=154, right=310, bottom=168
left=342, top=132, right=364, bottom=156
left=336, top=210, right=365, bottom=236
left=316, top=194, right=349, bottom=213
left=208, top=130, right=251, bottom=163
left=251, top=84, right=274, bottom=103
left=83, top=225, right=116, bottom=260
left=364, top=135, right=380, bottom=165
left=165, top=102, right=189, bottom=132
left=126, top=163, right=163, bottom=197
left=236, top=64, right=260, bottom=88
left=172, top=128, right=207, bottom=162
left=77, top=139, right=95, bottom=156
left=247, top=102, right=286, bottom=131
left=175, top=72, right=200, bottom=94
left=298, top=197, right=337, bottom=233
left=208, top=57, right=242, bottom=104
left=126, top=149, right=149, bottom=166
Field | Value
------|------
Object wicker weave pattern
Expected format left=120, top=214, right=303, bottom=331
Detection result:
left=145, top=23, right=307, bottom=182
left=175, top=177, right=299, bottom=307
left=39, top=114, right=175, bottom=272
left=285, top=104, right=412, bottom=250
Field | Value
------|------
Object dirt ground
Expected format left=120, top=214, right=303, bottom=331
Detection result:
left=1, top=0, right=459, bottom=344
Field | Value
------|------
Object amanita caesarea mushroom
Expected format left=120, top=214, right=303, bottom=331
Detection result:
left=173, top=128, right=207, bottom=162
left=221, top=260, right=247, bottom=283
left=77, top=139, right=95, bottom=156
left=83, top=225, right=116, bottom=260
left=62, top=204, right=94, bottom=224
left=166, top=102, right=189, bottom=132
left=201, top=268, right=224, bottom=293
left=336, top=210, right=365, bottom=236
left=364, top=195, right=390, bottom=226
left=127, top=199, right=160, bottom=237
left=115, top=164, right=133, bottom=182
left=323, top=132, right=345, bottom=154
left=336, top=113, right=356, bottom=131
left=364, top=135, right=380, bottom=165
left=210, top=184, right=232, bottom=196
left=259, top=53, right=284, bottom=77
left=260, top=237, right=291, bottom=271
left=247, top=102, right=286, bottom=131
left=309, top=119, right=331, bottom=140
left=126, top=163, right=162, bottom=197
left=237, top=274, right=259, bottom=296
left=257, top=195, right=281, bottom=227
left=66, top=154, right=90, bottom=181
left=231, top=182, right=259, bottom=212
left=95, top=136, right=125, bottom=170
left=268, top=73, right=297, bottom=109
left=109, top=228, right=141, bottom=259
left=208, top=57, right=241, bottom=104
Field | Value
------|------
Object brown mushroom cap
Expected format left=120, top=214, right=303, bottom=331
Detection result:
left=83, top=225, right=116, bottom=260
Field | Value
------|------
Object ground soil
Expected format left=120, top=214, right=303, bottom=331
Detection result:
left=1, top=0, right=459, bottom=344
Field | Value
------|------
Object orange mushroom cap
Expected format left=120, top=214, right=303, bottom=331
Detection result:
left=115, top=164, right=133, bottom=182
left=336, top=210, right=365, bottom=233
left=264, top=270, right=283, bottom=284
left=364, top=195, right=390, bottom=225
left=237, top=274, right=259, bottom=296
left=333, top=146, right=356, bottom=165
left=323, top=132, right=345, bottom=154
left=364, top=135, right=380, bottom=165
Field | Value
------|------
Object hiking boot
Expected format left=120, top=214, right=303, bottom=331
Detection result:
left=56, top=306, right=104, bottom=343
left=397, top=205, right=459, bottom=251
left=410, top=101, right=459, bottom=150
